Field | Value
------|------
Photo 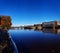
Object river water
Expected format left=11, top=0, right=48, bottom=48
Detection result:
left=8, top=29, right=60, bottom=53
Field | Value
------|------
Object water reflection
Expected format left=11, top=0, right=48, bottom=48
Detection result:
left=9, top=29, right=60, bottom=53
left=34, top=28, right=60, bottom=34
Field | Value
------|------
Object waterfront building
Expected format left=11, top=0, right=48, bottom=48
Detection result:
left=42, top=21, right=60, bottom=28
left=34, top=24, right=42, bottom=30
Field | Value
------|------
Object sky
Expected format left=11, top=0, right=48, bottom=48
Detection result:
left=0, top=0, right=60, bottom=26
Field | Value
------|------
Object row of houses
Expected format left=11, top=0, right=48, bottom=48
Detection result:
left=35, top=21, right=60, bottom=29
left=24, top=24, right=42, bottom=30
left=24, top=21, right=60, bottom=30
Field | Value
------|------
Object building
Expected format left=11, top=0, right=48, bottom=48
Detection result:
left=0, top=16, right=12, bottom=29
left=42, top=21, right=60, bottom=28
left=34, top=24, right=42, bottom=30
left=24, top=25, right=35, bottom=29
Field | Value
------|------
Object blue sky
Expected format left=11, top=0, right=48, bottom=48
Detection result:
left=0, top=0, right=60, bottom=26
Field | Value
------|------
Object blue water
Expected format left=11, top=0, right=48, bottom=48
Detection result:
left=8, top=29, right=60, bottom=53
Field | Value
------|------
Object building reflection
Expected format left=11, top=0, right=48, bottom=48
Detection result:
left=34, top=28, right=60, bottom=34
left=42, top=28, right=60, bottom=34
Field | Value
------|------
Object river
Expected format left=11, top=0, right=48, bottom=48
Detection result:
left=8, top=29, right=60, bottom=53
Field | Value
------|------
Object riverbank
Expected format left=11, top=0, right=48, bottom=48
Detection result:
left=0, top=29, right=14, bottom=53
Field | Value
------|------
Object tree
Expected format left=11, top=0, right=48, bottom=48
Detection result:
left=1, top=16, right=12, bottom=29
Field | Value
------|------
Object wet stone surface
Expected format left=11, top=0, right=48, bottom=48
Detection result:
left=0, top=29, right=14, bottom=53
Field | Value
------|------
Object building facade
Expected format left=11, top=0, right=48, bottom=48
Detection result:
left=34, top=24, right=42, bottom=29
left=42, top=21, right=60, bottom=28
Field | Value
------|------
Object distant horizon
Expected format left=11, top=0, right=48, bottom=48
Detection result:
left=12, top=20, right=60, bottom=26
